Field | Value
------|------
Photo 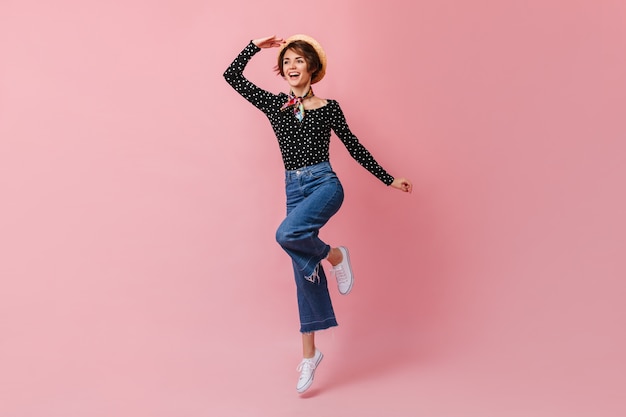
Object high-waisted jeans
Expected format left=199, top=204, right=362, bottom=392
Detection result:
left=276, top=162, right=344, bottom=333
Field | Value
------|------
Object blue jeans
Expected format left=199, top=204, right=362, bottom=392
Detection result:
left=276, top=162, right=344, bottom=333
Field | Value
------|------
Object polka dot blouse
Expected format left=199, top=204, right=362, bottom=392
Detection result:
left=223, top=42, right=394, bottom=186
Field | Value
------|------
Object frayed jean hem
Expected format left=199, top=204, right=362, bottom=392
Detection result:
left=300, top=318, right=338, bottom=334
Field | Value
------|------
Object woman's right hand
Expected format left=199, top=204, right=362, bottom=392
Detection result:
left=253, top=35, right=285, bottom=49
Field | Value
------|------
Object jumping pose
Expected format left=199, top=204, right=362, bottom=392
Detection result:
left=223, top=34, right=412, bottom=393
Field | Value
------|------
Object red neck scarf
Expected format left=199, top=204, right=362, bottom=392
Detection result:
left=281, top=88, right=314, bottom=122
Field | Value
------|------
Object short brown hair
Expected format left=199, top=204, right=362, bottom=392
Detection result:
left=275, top=40, right=322, bottom=81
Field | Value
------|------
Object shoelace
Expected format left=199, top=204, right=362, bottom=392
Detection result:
left=333, top=265, right=349, bottom=286
left=297, top=358, right=317, bottom=375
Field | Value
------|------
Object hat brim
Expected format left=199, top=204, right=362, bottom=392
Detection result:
left=278, top=34, right=327, bottom=84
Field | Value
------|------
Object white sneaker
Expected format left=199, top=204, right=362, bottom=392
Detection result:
left=333, top=246, right=354, bottom=295
left=296, top=349, right=323, bottom=393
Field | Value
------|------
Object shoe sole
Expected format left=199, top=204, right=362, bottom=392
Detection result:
left=338, top=246, right=354, bottom=295
left=296, top=352, right=324, bottom=394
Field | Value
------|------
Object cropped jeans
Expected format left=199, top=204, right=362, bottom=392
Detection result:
left=276, top=162, right=344, bottom=333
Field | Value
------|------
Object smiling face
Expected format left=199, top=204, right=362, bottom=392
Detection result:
left=282, top=49, right=313, bottom=89
left=276, top=40, right=322, bottom=88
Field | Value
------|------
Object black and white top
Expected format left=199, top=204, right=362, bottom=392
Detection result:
left=223, top=42, right=394, bottom=185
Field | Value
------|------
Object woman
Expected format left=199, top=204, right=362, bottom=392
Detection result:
left=223, top=34, right=412, bottom=393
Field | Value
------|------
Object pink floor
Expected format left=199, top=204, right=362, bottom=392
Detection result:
left=2, top=256, right=624, bottom=416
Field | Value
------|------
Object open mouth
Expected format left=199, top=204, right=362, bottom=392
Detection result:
left=288, top=72, right=300, bottom=79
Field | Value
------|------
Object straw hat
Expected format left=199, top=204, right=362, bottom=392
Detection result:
left=278, top=34, right=327, bottom=84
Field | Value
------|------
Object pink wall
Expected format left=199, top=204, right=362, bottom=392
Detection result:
left=1, top=1, right=624, bottom=416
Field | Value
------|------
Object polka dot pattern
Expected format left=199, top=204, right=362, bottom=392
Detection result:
left=224, top=42, right=394, bottom=186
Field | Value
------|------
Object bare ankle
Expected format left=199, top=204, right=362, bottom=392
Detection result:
left=326, top=247, right=343, bottom=266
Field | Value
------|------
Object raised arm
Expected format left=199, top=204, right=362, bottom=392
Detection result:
left=252, top=35, right=285, bottom=49
left=223, top=36, right=285, bottom=113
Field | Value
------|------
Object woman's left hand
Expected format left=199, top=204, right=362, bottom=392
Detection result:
left=391, top=177, right=413, bottom=193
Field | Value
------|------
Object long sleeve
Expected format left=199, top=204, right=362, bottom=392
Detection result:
left=330, top=102, right=395, bottom=185
left=224, top=43, right=396, bottom=185
left=223, top=42, right=282, bottom=115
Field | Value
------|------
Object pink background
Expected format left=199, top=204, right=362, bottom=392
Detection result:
left=1, top=1, right=625, bottom=416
